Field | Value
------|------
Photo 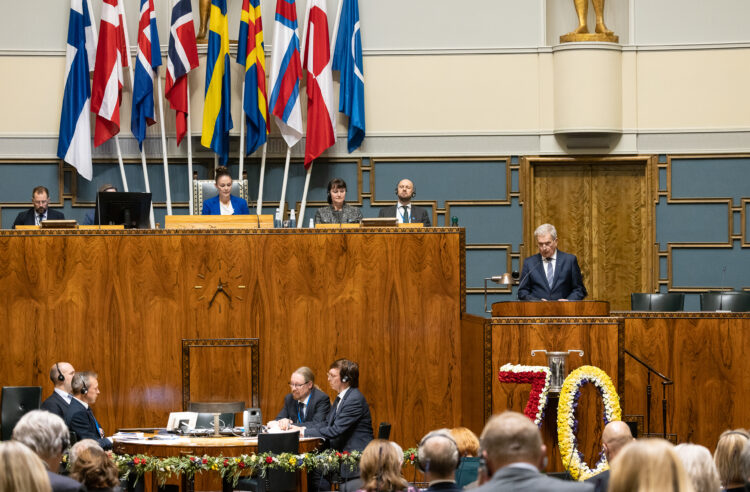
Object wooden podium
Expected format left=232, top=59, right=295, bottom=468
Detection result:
left=486, top=300, right=620, bottom=473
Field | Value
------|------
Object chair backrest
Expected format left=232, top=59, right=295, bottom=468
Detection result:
left=258, top=431, right=299, bottom=492
left=1, top=386, right=42, bottom=440
left=700, top=291, right=750, bottom=312
left=194, top=412, right=236, bottom=430
left=377, top=422, right=391, bottom=440
left=630, top=293, right=685, bottom=311
left=193, top=178, right=249, bottom=215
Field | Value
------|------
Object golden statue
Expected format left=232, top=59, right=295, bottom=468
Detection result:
left=197, top=0, right=211, bottom=41
left=560, top=0, right=619, bottom=43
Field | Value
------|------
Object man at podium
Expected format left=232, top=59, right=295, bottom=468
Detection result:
left=517, top=223, right=587, bottom=301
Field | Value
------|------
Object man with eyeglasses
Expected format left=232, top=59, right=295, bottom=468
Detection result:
left=13, top=185, right=65, bottom=228
left=267, top=367, right=330, bottom=431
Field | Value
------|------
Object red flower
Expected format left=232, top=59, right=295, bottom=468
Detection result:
left=133, top=457, right=140, bottom=465
left=342, top=451, right=350, bottom=456
left=239, top=462, right=246, bottom=469
left=335, top=452, right=342, bottom=458
left=223, top=459, right=229, bottom=467
left=410, top=453, right=415, bottom=461
left=265, top=456, right=273, bottom=464
left=202, top=458, right=208, bottom=464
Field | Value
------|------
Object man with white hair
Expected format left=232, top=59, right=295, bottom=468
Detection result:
left=40, top=362, right=76, bottom=419
left=64, top=371, right=112, bottom=450
left=12, top=410, right=85, bottom=492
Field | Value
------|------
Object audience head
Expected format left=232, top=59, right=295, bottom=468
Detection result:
left=675, top=443, right=721, bottom=492
left=68, top=439, right=102, bottom=466
left=602, top=420, right=634, bottom=461
left=479, top=411, right=545, bottom=474
left=49, top=362, right=75, bottom=392
left=12, top=410, right=70, bottom=470
left=609, top=438, right=694, bottom=492
left=71, top=371, right=101, bottom=405
left=396, top=179, right=415, bottom=204
left=741, top=439, right=750, bottom=485
left=418, top=429, right=460, bottom=481
left=327, top=178, right=348, bottom=207
left=450, top=427, right=480, bottom=457
left=534, top=223, right=558, bottom=259
left=32, top=185, right=50, bottom=215
left=98, top=184, right=117, bottom=193
left=69, top=441, right=120, bottom=490
left=290, top=366, right=315, bottom=401
left=0, top=441, right=52, bottom=492
left=214, top=166, right=233, bottom=201
left=359, top=439, right=409, bottom=492
left=328, top=359, right=359, bottom=390
left=714, top=429, right=750, bottom=489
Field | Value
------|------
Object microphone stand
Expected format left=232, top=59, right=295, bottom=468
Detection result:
left=623, top=349, right=673, bottom=439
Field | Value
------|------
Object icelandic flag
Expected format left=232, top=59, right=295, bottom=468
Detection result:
left=91, top=0, right=128, bottom=148
left=301, top=0, right=335, bottom=168
left=201, top=0, right=233, bottom=164
left=166, top=0, right=199, bottom=147
left=131, top=0, right=162, bottom=149
left=268, top=0, right=303, bottom=148
left=57, top=0, right=96, bottom=181
left=332, top=0, right=365, bottom=152
left=237, top=0, right=269, bottom=156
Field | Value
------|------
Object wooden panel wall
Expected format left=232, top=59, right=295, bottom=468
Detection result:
left=0, top=229, right=465, bottom=449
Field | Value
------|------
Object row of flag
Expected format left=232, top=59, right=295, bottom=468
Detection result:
left=57, top=0, right=365, bottom=180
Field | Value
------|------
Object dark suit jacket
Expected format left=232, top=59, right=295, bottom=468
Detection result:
left=201, top=195, right=250, bottom=215
left=584, top=469, right=609, bottom=492
left=517, top=251, right=587, bottom=301
left=13, top=208, right=65, bottom=228
left=64, top=398, right=111, bottom=450
left=47, top=470, right=86, bottom=492
left=474, top=466, right=594, bottom=492
left=275, top=387, right=331, bottom=425
left=40, top=391, right=70, bottom=420
left=378, top=204, right=431, bottom=226
left=304, top=387, right=373, bottom=453
left=426, top=481, right=463, bottom=492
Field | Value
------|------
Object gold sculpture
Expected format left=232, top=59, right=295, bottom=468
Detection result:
left=560, top=0, right=618, bottom=43
left=197, top=0, right=210, bottom=41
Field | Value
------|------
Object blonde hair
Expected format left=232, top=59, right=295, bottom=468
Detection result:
left=70, top=445, right=120, bottom=489
left=359, top=439, right=409, bottom=492
left=609, top=438, right=695, bottom=492
left=675, top=443, right=721, bottom=492
left=713, top=429, right=750, bottom=487
left=0, top=441, right=52, bottom=492
left=450, top=427, right=480, bottom=457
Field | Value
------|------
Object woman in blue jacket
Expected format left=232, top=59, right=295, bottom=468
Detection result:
left=201, top=166, right=250, bottom=215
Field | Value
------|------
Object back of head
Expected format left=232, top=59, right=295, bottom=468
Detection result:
left=480, top=411, right=542, bottom=469
left=70, top=445, right=120, bottom=489
left=609, top=438, right=694, bottom=492
left=675, top=443, right=721, bottom=492
left=69, top=439, right=103, bottom=467
left=450, top=427, right=480, bottom=457
left=714, top=429, right=750, bottom=488
left=418, top=430, right=460, bottom=480
left=602, top=421, right=634, bottom=460
left=359, top=439, right=409, bottom=492
left=741, top=440, right=750, bottom=486
left=0, top=441, right=52, bottom=492
left=12, top=410, right=69, bottom=461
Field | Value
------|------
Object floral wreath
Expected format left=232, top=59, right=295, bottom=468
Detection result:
left=498, top=364, right=551, bottom=426
left=556, top=365, right=621, bottom=481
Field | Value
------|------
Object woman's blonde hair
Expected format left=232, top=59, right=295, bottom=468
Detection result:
left=70, top=445, right=120, bottom=489
left=450, top=427, right=480, bottom=457
left=609, top=438, right=695, bottom=492
left=359, top=439, right=409, bottom=492
left=713, top=429, right=750, bottom=487
left=675, top=443, right=721, bottom=492
left=0, top=441, right=52, bottom=492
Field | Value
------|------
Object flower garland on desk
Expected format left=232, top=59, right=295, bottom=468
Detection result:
left=556, top=365, right=621, bottom=481
left=497, top=363, right=551, bottom=426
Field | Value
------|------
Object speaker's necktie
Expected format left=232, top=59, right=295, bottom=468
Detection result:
left=546, top=259, right=554, bottom=288
left=401, top=206, right=409, bottom=223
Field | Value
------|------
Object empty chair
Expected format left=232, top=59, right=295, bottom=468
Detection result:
left=236, top=431, right=300, bottom=491
left=1, top=386, right=42, bottom=440
left=700, top=291, right=750, bottom=312
left=631, top=293, right=685, bottom=311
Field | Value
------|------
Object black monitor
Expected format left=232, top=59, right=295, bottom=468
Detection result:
left=93, top=192, right=152, bottom=229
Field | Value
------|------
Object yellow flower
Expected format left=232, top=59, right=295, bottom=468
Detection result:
left=288, top=457, right=297, bottom=466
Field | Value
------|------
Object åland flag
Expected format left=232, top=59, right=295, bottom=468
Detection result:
left=332, top=0, right=365, bottom=152
left=301, top=0, right=335, bottom=168
left=237, top=0, right=269, bottom=156
left=165, top=0, right=199, bottom=146
left=131, top=0, right=162, bottom=149
left=91, top=0, right=128, bottom=147
left=57, top=0, right=97, bottom=181
left=268, top=0, right=303, bottom=148
left=201, top=0, right=233, bottom=164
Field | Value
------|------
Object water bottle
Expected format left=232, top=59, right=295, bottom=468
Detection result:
left=274, top=208, right=281, bottom=228
left=309, top=218, right=314, bottom=228
left=289, top=209, right=296, bottom=228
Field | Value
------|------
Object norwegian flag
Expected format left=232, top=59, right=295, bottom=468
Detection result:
left=131, top=0, right=162, bottom=149
left=165, top=0, right=199, bottom=146
left=91, top=0, right=128, bottom=147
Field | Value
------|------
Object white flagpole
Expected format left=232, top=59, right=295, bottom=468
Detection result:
left=298, top=161, right=313, bottom=228
left=278, top=147, right=291, bottom=218
left=214, top=154, right=218, bottom=171
left=238, top=79, right=246, bottom=182
left=256, top=142, right=267, bottom=214
left=187, top=78, right=194, bottom=214
left=330, top=0, right=344, bottom=58
left=156, top=70, right=172, bottom=215
left=114, top=136, right=129, bottom=191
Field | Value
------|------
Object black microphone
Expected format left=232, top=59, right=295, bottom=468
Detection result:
left=517, top=257, right=550, bottom=299
left=255, top=214, right=260, bottom=228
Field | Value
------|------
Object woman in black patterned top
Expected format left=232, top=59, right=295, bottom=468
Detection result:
left=314, top=178, right=363, bottom=224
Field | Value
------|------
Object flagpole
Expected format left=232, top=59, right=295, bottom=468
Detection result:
left=256, top=142, right=267, bottom=214
left=330, top=0, right=344, bottom=57
left=114, top=136, right=129, bottom=191
left=155, top=70, right=172, bottom=215
left=298, top=161, right=313, bottom=228
left=278, top=147, right=292, bottom=218
left=238, top=79, right=246, bottom=183
left=186, top=78, right=194, bottom=215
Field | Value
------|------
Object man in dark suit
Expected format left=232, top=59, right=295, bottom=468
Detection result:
left=64, top=371, right=112, bottom=450
left=13, top=185, right=65, bottom=228
left=585, top=421, right=633, bottom=492
left=418, top=430, right=463, bottom=492
left=40, top=362, right=75, bottom=419
left=517, top=223, right=587, bottom=301
left=268, top=366, right=330, bottom=430
left=378, top=178, right=431, bottom=226
left=474, top=411, right=593, bottom=492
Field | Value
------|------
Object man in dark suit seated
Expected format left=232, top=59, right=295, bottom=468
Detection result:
left=12, top=410, right=86, bottom=492
left=474, top=411, right=593, bottom=492
left=40, top=362, right=76, bottom=420
left=13, top=185, right=65, bottom=228
left=267, top=366, right=330, bottom=431
left=418, top=429, right=463, bottom=492
left=517, top=223, right=587, bottom=301
left=378, top=178, right=431, bottom=226
left=64, top=371, right=112, bottom=450
left=584, top=421, right=633, bottom=492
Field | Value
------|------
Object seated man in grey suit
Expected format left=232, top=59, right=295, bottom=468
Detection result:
left=418, top=429, right=463, bottom=492
left=475, top=411, right=593, bottom=492
left=13, top=185, right=65, bottom=228
left=584, top=421, right=633, bottom=492
left=64, top=371, right=112, bottom=450
left=378, top=178, right=431, bottom=226
left=267, top=366, right=331, bottom=430
left=40, top=362, right=76, bottom=420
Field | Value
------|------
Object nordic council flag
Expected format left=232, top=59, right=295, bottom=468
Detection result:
left=237, top=0, right=269, bottom=156
left=57, top=0, right=96, bottom=181
left=201, top=0, right=233, bottom=164
left=332, top=0, right=365, bottom=152
left=131, top=0, right=162, bottom=150
left=268, top=0, right=303, bottom=148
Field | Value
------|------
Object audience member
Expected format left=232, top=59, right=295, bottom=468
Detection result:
left=69, top=440, right=121, bottom=492
left=41, top=362, right=76, bottom=419
left=0, top=441, right=52, bottom=492
left=609, top=438, right=694, bottom=492
left=418, top=430, right=461, bottom=492
left=268, top=366, right=331, bottom=430
left=675, top=443, right=721, bottom=492
left=378, top=178, right=431, bottom=226
left=83, top=184, right=117, bottom=225
left=474, top=411, right=592, bottom=492
left=585, top=420, right=634, bottom=492
left=714, top=430, right=750, bottom=492
left=65, top=371, right=112, bottom=450
left=314, top=178, right=363, bottom=224
left=11, top=410, right=85, bottom=492
left=357, top=439, right=416, bottom=492
left=450, top=427, right=481, bottom=488
left=13, top=185, right=65, bottom=228
left=741, top=440, right=750, bottom=487
left=201, top=166, right=250, bottom=215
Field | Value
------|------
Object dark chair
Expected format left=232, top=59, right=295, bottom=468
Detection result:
left=194, top=412, right=235, bottom=430
left=377, top=422, right=391, bottom=439
left=700, top=291, right=750, bottom=312
left=630, top=293, right=685, bottom=311
left=1, top=386, right=42, bottom=440
left=236, top=431, right=300, bottom=491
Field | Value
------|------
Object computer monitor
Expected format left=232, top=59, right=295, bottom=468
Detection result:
left=93, top=192, right=152, bottom=229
